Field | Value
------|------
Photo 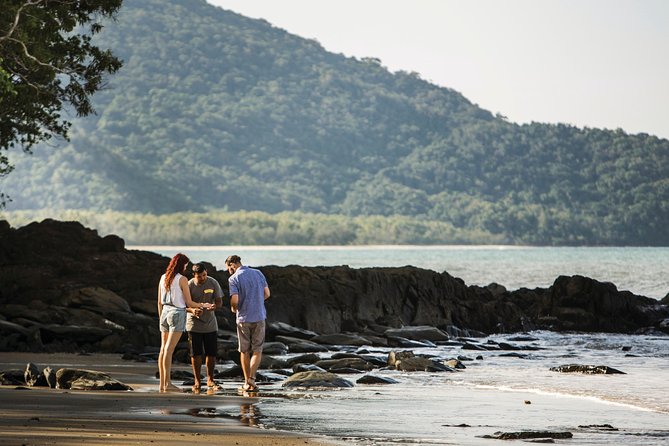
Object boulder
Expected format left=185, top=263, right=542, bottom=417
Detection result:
left=387, top=350, right=416, bottom=368
left=262, top=341, right=289, bottom=355
left=314, top=357, right=376, bottom=372
left=55, top=368, right=133, bottom=390
left=384, top=325, right=449, bottom=342
left=394, top=356, right=455, bottom=372
left=267, top=321, right=318, bottom=340
left=43, top=366, right=57, bottom=388
left=386, top=336, right=436, bottom=348
left=482, top=431, right=573, bottom=440
left=286, top=353, right=321, bottom=367
left=0, top=369, right=25, bottom=385
left=60, top=287, right=132, bottom=314
left=311, top=333, right=373, bottom=346
left=275, top=336, right=328, bottom=353
left=24, top=363, right=48, bottom=387
left=282, top=371, right=354, bottom=388
left=356, top=375, right=399, bottom=385
left=549, top=364, right=626, bottom=374
left=293, top=363, right=326, bottom=373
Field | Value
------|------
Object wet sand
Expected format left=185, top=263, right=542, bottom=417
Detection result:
left=0, top=352, right=336, bottom=446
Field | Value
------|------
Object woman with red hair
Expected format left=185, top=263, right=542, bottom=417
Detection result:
left=158, top=253, right=213, bottom=392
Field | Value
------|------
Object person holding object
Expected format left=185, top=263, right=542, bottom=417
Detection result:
left=157, top=253, right=214, bottom=393
left=225, top=254, right=270, bottom=392
left=186, top=262, right=224, bottom=393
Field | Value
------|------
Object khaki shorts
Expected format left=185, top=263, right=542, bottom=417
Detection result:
left=236, top=320, right=265, bottom=353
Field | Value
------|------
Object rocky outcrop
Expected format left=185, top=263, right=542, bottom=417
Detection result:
left=1, top=219, right=668, bottom=354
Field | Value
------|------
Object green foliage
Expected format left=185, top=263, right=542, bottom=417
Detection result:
left=0, top=0, right=123, bottom=199
left=1, top=0, right=668, bottom=245
left=0, top=210, right=506, bottom=245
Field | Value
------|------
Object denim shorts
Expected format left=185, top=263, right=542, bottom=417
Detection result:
left=160, top=305, right=187, bottom=332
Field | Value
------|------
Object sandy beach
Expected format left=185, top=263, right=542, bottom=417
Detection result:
left=0, top=352, right=337, bottom=446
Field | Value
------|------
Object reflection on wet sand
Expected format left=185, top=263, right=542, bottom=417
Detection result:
left=159, top=401, right=262, bottom=427
left=240, top=402, right=260, bottom=427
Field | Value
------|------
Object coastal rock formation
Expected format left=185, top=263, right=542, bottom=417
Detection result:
left=1, top=219, right=668, bottom=355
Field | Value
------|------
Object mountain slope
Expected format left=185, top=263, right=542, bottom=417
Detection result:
left=2, top=0, right=668, bottom=245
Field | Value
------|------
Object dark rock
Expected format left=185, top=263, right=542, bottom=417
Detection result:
left=315, top=357, right=376, bottom=372
left=262, top=341, right=289, bottom=355
left=2, top=219, right=668, bottom=355
left=266, top=321, right=318, bottom=340
left=549, top=364, right=626, bottom=374
left=261, top=355, right=290, bottom=369
left=482, top=431, right=573, bottom=440
left=293, top=363, right=326, bottom=373
left=394, top=356, right=455, bottom=372
left=55, top=368, right=133, bottom=390
left=256, top=371, right=287, bottom=382
left=384, top=325, right=449, bottom=342
left=386, top=336, right=436, bottom=348
left=214, top=361, right=243, bottom=378
left=358, top=354, right=389, bottom=367
left=443, top=359, right=466, bottom=369
left=578, top=424, right=618, bottom=431
left=282, top=371, right=354, bottom=388
left=311, top=333, right=373, bottom=346
left=387, top=350, right=416, bottom=368
left=59, top=287, right=131, bottom=314
left=24, top=363, right=48, bottom=387
left=0, top=369, right=25, bottom=385
left=275, top=336, right=328, bottom=353
left=286, top=353, right=321, bottom=367
left=43, top=366, right=57, bottom=388
left=356, top=375, right=399, bottom=385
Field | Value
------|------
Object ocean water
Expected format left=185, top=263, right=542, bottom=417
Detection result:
left=253, top=331, right=669, bottom=446
left=134, top=245, right=669, bottom=444
left=133, top=245, right=669, bottom=299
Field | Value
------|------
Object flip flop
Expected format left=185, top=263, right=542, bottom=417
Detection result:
left=192, top=384, right=201, bottom=393
left=208, top=384, right=222, bottom=391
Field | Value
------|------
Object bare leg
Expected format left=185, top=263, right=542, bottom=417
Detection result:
left=160, top=330, right=182, bottom=392
left=205, top=355, right=216, bottom=386
left=158, top=332, right=169, bottom=391
left=239, top=351, right=251, bottom=387
left=249, top=351, right=262, bottom=387
left=191, top=354, right=203, bottom=390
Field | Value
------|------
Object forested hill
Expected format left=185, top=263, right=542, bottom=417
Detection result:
left=2, top=0, right=669, bottom=245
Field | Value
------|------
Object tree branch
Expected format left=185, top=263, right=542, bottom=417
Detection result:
left=0, top=0, right=44, bottom=42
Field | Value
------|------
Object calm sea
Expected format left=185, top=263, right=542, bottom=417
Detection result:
left=130, top=245, right=669, bottom=445
left=132, top=245, right=669, bottom=299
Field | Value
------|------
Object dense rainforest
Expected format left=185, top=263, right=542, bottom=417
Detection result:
left=1, top=0, right=668, bottom=245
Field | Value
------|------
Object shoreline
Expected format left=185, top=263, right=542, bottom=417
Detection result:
left=0, top=352, right=338, bottom=446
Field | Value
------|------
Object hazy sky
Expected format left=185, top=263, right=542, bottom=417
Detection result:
left=206, top=0, right=669, bottom=140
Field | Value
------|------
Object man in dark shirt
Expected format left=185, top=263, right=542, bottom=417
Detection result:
left=187, top=262, right=223, bottom=392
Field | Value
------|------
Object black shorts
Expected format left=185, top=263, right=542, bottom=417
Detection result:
left=187, top=331, right=218, bottom=357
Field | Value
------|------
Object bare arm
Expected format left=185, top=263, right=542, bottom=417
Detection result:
left=157, top=282, right=163, bottom=315
left=230, top=293, right=239, bottom=313
left=264, top=286, right=270, bottom=300
left=180, top=276, right=211, bottom=309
